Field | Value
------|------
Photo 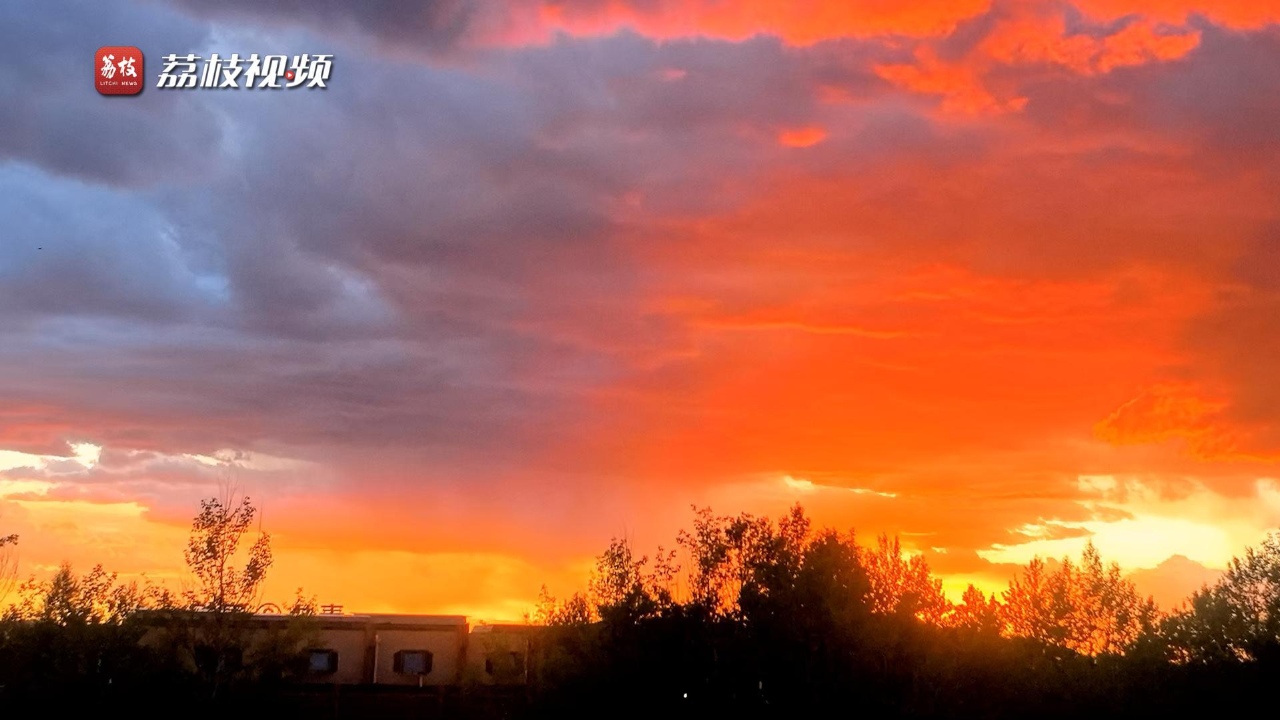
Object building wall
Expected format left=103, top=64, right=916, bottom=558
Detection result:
left=135, top=611, right=531, bottom=687
left=306, top=627, right=368, bottom=685
left=369, top=626, right=465, bottom=686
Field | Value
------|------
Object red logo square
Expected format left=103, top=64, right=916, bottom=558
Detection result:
left=96, top=47, right=144, bottom=95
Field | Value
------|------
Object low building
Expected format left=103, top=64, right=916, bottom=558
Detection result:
left=299, top=613, right=470, bottom=686
left=139, top=610, right=537, bottom=687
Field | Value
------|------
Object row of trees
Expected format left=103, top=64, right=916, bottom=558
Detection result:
left=4, top=499, right=1280, bottom=715
left=537, top=505, right=1168, bottom=654
left=0, top=493, right=319, bottom=710
left=528, top=505, right=1280, bottom=716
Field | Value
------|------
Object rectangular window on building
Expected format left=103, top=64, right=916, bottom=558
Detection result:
left=393, top=649, right=433, bottom=675
left=307, top=648, right=339, bottom=674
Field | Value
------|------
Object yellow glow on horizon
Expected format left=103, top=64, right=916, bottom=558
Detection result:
left=980, top=515, right=1234, bottom=570
left=940, top=574, right=1006, bottom=603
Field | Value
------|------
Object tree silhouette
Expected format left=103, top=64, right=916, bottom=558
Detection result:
left=3, top=562, right=151, bottom=625
left=1166, top=532, right=1280, bottom=663
left=183, top=494, right=272, bottom=613
left=154, top=493, right=291, bottom=701
left=530, top=585, right=594, bottom=627
left=949, top=585, right=1002, bottom=634
left=1001, top=543, right=1156, bottom=655
left=676, top=506, right=746, bottom=615
left=0, top=527, right=17, bottom=603
left=0, top=496, right=312, bottom=712
left=1001, top=556, right=1055, bottom=643
left=866, top=533, right=951, bottom=624
left=588, top=537, right=678, bottom=623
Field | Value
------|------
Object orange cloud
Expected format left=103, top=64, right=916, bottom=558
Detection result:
left=1093, top=20, right=1202, bottom=72
left=530, top=0, right=992, bottom=45
left=777, top=126, right=828, bottom=148
left=877, top=8, right=1199, bottom=114
left=876, top=47, right=1027, bottom=115
left=1074, top=1, right=1280, bottom=28
left=1094, top=385, right=1246, bottom=460
left=981, top=15, right=1199, bottom=74
left=515, top=1, right=1264, bottom=47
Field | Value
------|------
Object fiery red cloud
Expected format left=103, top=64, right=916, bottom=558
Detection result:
left=2, top=0, right=1278, bottom=618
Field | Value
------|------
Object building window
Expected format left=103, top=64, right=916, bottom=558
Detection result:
left=393, top=650, right=433, bottom=676
left=307, top=649, right=339, bottom=674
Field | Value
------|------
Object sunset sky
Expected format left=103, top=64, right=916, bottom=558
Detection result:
left=3, top=0, right=1279, bottom=620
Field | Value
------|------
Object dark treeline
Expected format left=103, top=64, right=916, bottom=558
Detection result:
left=2, top=500, right=1280, bottom=717
left=0, top=494, right=318, bottom=715
left=529, top=505, right=1280, bottom=718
